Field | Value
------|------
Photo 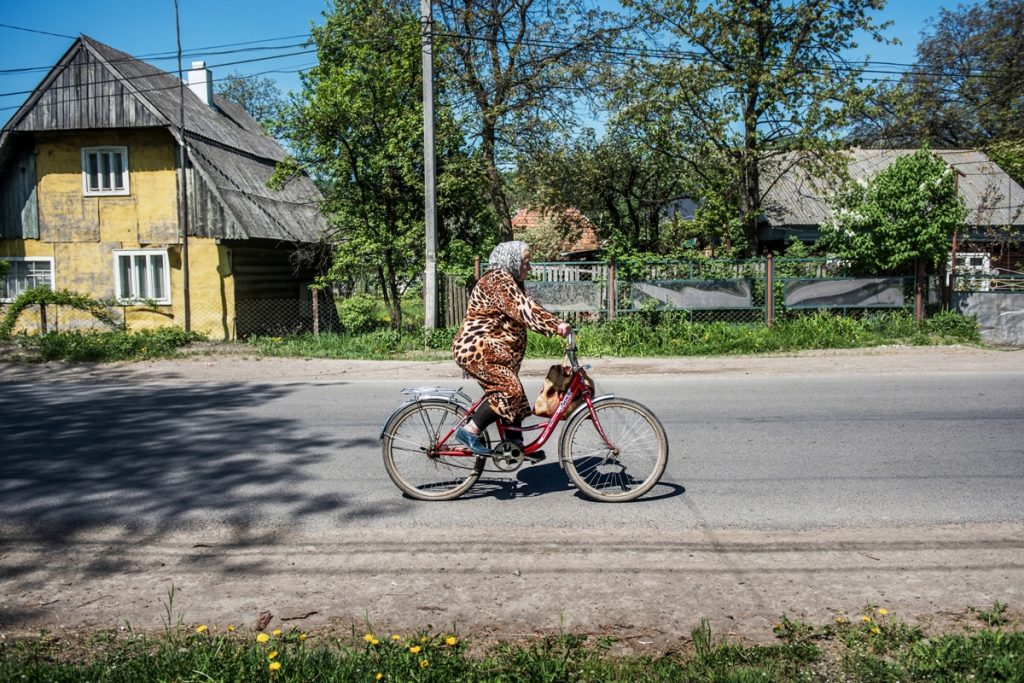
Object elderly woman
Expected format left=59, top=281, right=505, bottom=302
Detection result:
left=452, top=241, right=572, bottom=457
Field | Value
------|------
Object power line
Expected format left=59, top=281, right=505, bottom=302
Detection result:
left=0, top=47, right=316, bottom=101
left=0, top=22, right=76, bottom=39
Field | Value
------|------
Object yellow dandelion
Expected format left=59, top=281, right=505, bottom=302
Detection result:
left=256, top=633, right=270, bottom=643
left=299, top=633, right=307, bottom=641
left=392, top=634, right=402, bottom=641
left=409, top=645, right=421, bottom=654
left=420, top=659, right=429, bottom=669
left=861, top=615, right=872, bottom=623
left=376, top=674, right=383, bottom=681
left=871, top=626, right=881, bottom=634
left=195, top=624, right=207, bottom=634
left=445, top=636, right=458, bottom=646
left=370, top=637, right=380, bottom=646
left=269, top=661, right=281, bottom=672
left=877, top=608, right=888, bottom=615
left=420, top=636, right=428, bottom=643
left=363, top=633, right=375, bottom=643
left=272, top=629, right=282, bottom=636
left=268, top=650, right=278, bottom=660
left=227, top=624, right=236, bottom=632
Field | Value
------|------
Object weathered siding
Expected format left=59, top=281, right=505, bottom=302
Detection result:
left=232, top=246, right=308, bottom=299
left=7, top=128, right=240, bottom=338
left=35, top=129, right=179, bottom=244
left=0, top=140, right=39, bottom=239
left=12, top=43, right=165, bottom=132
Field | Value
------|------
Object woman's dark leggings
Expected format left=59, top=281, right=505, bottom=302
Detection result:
left=472, top=402, right=523, bottom=444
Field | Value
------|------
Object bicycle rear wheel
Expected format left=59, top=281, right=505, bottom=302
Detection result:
left=382, top=399, right=485, bottom=501
left=560, top=398, right=668, bottom=502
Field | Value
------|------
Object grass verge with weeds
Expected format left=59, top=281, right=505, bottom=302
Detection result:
left=3, top=327, right=207, bottom=363
left=244, top=310, right=982, bottom=361
left=2, top=608, right=1021, bottom=682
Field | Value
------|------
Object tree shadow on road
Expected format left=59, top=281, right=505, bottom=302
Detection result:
left=0, top=380, right=367, bottom=592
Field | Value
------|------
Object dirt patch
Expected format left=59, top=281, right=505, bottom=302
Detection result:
left=2, top=343, right=1021, bottom=385
left=2, top=523, right=1022, bottom=650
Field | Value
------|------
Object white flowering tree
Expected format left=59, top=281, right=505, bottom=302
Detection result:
left=820, top=149, right=968, bottom=274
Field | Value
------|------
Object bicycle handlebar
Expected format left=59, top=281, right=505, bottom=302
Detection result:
left=565, top=329, right=580, bottom=370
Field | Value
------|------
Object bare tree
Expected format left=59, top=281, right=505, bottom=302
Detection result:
left=434, top=0, right=623, bottom=240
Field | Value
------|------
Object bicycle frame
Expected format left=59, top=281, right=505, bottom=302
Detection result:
left=430, top=333, right=617, bottom=459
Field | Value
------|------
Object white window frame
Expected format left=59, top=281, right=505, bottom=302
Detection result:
left=1, top=256, right=55, bottom=303
left=113, top=249, right=171, bottom=305
left=82, top=146, right=130, bottom=196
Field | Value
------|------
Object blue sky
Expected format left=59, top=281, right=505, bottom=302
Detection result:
left=0, top=0, right=938, bottom=129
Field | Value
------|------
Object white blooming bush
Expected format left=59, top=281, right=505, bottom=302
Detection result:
left=819, top=148, right=968, bottom=274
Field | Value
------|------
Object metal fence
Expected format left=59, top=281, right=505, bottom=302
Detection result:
left=0, top=292, right=341, bottom=339
left=951, top=271, right=1024, bottom=345
left=7, top=259, right=1006, bottom=339
left=476, top=257, right=923, bottom=326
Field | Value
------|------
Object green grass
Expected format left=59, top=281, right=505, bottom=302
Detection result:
left=242, top=310, right=982, bottom=361
left=2, top=612, right=1022, bottom=682
left=4, top=327, right=207, bottom=363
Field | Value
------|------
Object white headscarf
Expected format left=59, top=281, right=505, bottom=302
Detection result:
left=487, top=240, right=529, bottom=280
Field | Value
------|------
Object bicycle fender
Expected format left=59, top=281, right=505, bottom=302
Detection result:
left=378, top=392, right=471, bottom=440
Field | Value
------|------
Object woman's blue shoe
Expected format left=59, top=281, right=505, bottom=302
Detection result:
left=456, top=426, right=491, bottom=455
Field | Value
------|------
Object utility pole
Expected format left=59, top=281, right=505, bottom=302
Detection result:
left=173, top=0, right=191, bottom=332
left=421, top=0, right=438, bottom=331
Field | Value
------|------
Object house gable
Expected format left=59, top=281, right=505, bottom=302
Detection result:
left=6, top=38, right=167, bottom=133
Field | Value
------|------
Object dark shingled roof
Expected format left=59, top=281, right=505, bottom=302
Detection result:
left=1, top=35, right=325, bottom=243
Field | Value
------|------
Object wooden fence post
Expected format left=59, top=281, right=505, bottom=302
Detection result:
left=608, top=259, right=616, bottom=320
left=914, top=257, right=925, bottom=325
left=311, top=287, right=320, bottom=336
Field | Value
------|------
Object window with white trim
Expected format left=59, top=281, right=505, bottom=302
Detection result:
left=82, top=146, right=130, bottom=196
left=113, top=250, right=170, bottom=304
left=1, top=257, right=54, bottom=302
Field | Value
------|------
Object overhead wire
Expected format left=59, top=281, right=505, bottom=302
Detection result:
left=0, top=18, right=1018, bottom=116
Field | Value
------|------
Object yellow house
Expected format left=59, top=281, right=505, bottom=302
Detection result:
left=0, top=36, right=329, bottom=339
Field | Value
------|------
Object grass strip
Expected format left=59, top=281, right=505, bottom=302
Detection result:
left=2, top=612, right=1022, bottom=682
left=244, top=310, right=981, bottom=361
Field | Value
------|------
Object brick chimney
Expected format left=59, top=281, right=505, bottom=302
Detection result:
left=186, top=60, right=214, bottom=107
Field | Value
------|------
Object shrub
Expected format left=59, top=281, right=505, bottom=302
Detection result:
left=924, top=310, right=980, bottom=340
left=30, top=327, right=205, bottom=362
left=337, top=294, right=382, bottom=334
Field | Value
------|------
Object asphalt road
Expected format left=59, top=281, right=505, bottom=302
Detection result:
left=2, top=371, right=1021, bottom=532
left=2, top=352, right=1023, bottom=643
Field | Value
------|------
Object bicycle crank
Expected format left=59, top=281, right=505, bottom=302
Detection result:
left=490, top=441, right=525, bottom=472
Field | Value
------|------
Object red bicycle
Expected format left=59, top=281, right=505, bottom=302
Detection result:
left=380, top=333, right=668, bottom=502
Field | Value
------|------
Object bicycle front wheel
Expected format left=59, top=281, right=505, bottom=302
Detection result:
left=560, top=398, right=668, bottom=502
left=382, top=399, right=484, bottom=501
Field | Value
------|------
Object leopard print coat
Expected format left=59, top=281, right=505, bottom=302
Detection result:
left=452, top=269, right=563, bottom=422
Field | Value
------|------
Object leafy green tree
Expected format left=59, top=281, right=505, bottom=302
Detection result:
left=619, top=0, right=892, bottom=255
left=986, top=139, right=1024, bottom=189
left=851, top=0, right=1023, bottom=151
left=274, top=0, right=491, bottom=330
left=433, top=0, right=624, bottom=240
left=215, top=72, right=286, bottom=132
left=819, top=149, right=968, bottom=273
left=517, top=122, right=691, bottom=254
